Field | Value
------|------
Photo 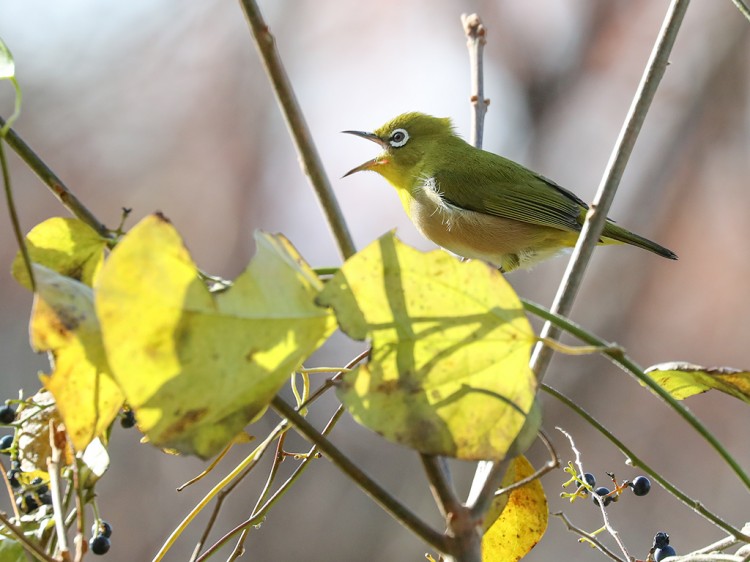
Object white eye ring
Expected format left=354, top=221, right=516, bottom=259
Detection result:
left=389, top=128, right=409, bottom=148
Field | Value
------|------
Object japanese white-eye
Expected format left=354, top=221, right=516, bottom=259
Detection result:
left=344, top=112, right=676, bottom=272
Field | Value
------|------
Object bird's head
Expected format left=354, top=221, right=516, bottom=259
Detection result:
left=343, top=112, right=454, bottom=187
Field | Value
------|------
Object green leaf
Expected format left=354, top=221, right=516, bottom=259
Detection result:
left=317, top=232, right=536, bottom=460
left=30, top=265, right=123, bottom=451
left=95, top=214, right=335, bottom=459
left=482, top=455, right=548, bottom=561
left=12, top=218, right=108, bottom=290
left=644, top=362, right=750, bottom=403
left=0, top=535, right=26, bottom=562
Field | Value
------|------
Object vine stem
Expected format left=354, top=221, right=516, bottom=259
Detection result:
left=524, top=298, right=750, bottom=495
left=544, top=384, right=750, bottom=542
left=237, top=0, right=357, bottom=261
left=0, top=137, right=35, bottom=290
left=530, top=0, right=691, bottom=380
left=0, top=116, right=111, bottom=239
left=270, top=396, right=452, bottom=556
left=151, top=421, right=289, bottom=562
left=730, top=0, right=750, bottom=21
left=195, top=405, right=347, bottom=561
left=524, top=299, right=750, bottom=541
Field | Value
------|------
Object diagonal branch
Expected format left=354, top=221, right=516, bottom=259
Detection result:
left=0, top=116, right=111, bottom=238
left=237, top=0, right=357, bottom=261
left=530, top=0, right=692, bottom=379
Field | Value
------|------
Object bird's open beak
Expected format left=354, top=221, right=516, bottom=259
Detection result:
left=342, top=130, right=388, bottom=177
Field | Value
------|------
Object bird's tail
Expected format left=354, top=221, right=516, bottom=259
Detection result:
left=601, top=221, right=677, bottom=260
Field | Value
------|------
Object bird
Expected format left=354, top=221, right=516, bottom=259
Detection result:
left=343, top=112, right=676, bottom=272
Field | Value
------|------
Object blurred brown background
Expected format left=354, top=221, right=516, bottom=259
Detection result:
left=1, top=1, right=749, bottom=560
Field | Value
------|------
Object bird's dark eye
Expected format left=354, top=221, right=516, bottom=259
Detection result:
left=389, top=128, right=409, bottom=148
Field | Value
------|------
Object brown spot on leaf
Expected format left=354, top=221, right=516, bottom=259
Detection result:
left=161, top=408, right=208, bottom=439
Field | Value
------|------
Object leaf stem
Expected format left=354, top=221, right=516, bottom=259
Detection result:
left=530, top=0, right=691, bottom=380
left=237, top=0, right=357, bottom=261
left=0, top=116, right=111, bottom=239
left=271, top=396, right=451, bottom=555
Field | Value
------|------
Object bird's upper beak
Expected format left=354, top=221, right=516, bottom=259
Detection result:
left=342, top=130, right=389, bottom=177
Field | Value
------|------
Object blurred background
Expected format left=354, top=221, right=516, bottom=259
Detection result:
left=1, top=0, right=749, bottom=560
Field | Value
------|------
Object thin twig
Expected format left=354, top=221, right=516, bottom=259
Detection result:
left=530, top=0, right=691, bottom=380
left=553, top=511, right=626, bottom=562
left=271, top=397, right=451, bottom=555
left=47, top=422, right=69, bottom=559
left=492, top=429, right=560, bottom=499
left=195, top=405, right=346, bottom=561
left=225, top=433, right=288, bottom=559
left=0, top=116, right=111, bottom=238
left=151, top=420, right=289, bottom=562
left=558, top=427, right=632, bottom=560
left=237, top=0, right=357, bottom=261
left=543, top=383, right=750, bottom=542
left=461, top=14, right=488, bottom=149
left=421, top=455, right=461, bottom=519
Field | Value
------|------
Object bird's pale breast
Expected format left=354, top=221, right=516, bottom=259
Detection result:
left=407, top=179, right=576, bottom=271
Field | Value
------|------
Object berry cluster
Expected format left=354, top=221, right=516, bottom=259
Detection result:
left=89, top=520, right=113, bottom=555
left=652, top=531, right=676, bottom=561
left=585, top=472, right=651, bottom=507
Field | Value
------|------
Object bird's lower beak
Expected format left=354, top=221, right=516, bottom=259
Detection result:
left=342, top=130, right=389, bottom=177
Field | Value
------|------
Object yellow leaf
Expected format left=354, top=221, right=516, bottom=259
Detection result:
left=644, top=362, right=750, bottom=403
left=30, top=267, right=123, bottom=451
left=12, top=218, right=108, bottom=289
left=482, top=456, right=548, bottom=561
left=317, top=233, right=536, bottom=460
left=95, top=214, right=335, bottom=459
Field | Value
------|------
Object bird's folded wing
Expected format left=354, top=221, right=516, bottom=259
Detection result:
left=433, top=168, right=588, bottom=233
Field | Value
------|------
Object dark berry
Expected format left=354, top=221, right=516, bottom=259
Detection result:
left=92, top=520, right=113, bottom=539
left=630, top=475, right=651, bottom=497
left=593, top=486, right=613, bottom=507
left=0, top=405, right=16, bottom=424
left=30, top=477, right=48, bottom=495
left=583, top=473, right=596, bottom=488
left=0, top=434, right=13, bottom=453
left=120, top=410, right=136, bottom=429
left=653, top=532, right=670, bottom=549
left=654, top=545, right=676, bottom=561
left=89, top=534, right=111, bottom=555
left=7, top=469, right=20, bottom=489
left=18, top=494, right=39, bottom=513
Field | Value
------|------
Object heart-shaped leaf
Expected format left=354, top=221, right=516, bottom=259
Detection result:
left=95, top=214, right=335, bottom=458
left=317, top=233, right=536, bottom=460
left=30, top=266, right=122, bottom=451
